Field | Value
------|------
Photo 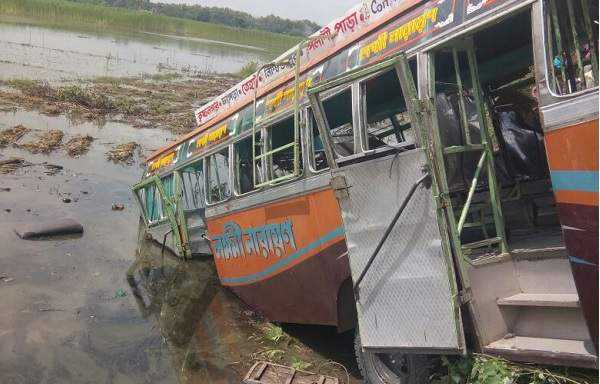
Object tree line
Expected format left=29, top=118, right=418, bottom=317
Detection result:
left=69, top=0, right=321, bottom=36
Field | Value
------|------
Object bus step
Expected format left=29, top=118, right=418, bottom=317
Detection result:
left=484, top=336, right=598, bottom=369
left=462, top=236, right=502, bottom=250
left=497, top=293, right=579, bottom=308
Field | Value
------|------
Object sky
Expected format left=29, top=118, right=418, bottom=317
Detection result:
left=151, top=0, right=359, bottom=25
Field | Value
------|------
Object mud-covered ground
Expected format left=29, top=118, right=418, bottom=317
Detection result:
left=0, top=75, right=361, bottom=383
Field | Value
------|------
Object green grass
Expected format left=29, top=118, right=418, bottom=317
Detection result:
left=0, top=0, right=301, bottom=53
left=237, top=61, right=259, bottom=78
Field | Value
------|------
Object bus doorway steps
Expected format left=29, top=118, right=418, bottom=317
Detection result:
left=483, top=336, right=598, bottom=369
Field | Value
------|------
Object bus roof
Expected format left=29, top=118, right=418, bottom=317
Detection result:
left=146, top=0, right=425, bottom=163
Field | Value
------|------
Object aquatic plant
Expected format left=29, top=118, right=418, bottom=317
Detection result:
left=0, top=0, right=301, bottom=54
left=439, top=354, right=597, bottom=384
left=237, top=61, right=259, bottom=78
left=290, top=357, right=312, bottom=371
left=263, top=324, right=286, bottom=344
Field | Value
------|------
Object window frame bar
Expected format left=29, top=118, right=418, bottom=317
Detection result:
left=204, top=146, right=232, bottom=206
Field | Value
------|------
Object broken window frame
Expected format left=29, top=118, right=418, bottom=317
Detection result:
left=180, top=159, right=205, bottom=212
left=205, top=146, right=232, bottom=205
left=256, top=112, right=304, bottom=185
left=307, top=84, right=358, bottom=166
left=542, top=0, right=599, bottom=97
left=305, top=107, right=330, bottom=173
left=358, top=67, right=418, bottom=155
left=141, top=182, right=165, bottom=225
left=233, top=132, right=263, bottom=196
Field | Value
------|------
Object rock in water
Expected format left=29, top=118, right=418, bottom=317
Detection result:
left=14, top=218, right=84, bottom=239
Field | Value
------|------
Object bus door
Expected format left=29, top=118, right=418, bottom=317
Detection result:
left=308, top=56, right=465, bottom=353
left=132, top=172, right=192, bottom=259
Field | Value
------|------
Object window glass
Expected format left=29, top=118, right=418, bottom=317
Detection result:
left=181, top=160, right=205, bottom=211
left=308, top=110, right=329, bottom=171
left=234, top=134, right=262, bottom=194
left=322, top=88, right=355, bottom=157
left=362, top=69, right=416, bottom=150
left=266, top=116, right=301, bottom=180
left=162, top=174, right=174, bottom=198
left=206, top=148, right=231, bottom=203
left=545, top=0, right=598, bottom=94
left=140, top=183, right=164, bottom=223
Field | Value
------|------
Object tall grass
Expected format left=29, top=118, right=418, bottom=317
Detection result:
left=0, top=0, right=301, bottom=53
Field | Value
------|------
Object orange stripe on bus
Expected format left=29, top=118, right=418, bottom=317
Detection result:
left=554, top=190, right=599, bottom=206
left=545, top=119, right=598, bottom=171
left=208, top=189, right=344, bottom=285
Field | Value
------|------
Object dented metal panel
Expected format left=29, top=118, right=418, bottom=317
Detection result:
left=333, top=149, right=461, bottom=350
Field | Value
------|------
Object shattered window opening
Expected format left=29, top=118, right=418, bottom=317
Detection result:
left=265, top=116, right=302, bottom=180
left=181, top=160, right=205, bottom=211
left=206, top=147, right=231, bottom=204
left=360, top=69, right=416, bottom=151
left=234, top=134, right=262, bottom=194
left=545, top=0, right=599, bottom=94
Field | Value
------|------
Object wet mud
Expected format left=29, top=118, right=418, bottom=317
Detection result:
left=128, top=237, right=360, bottom=384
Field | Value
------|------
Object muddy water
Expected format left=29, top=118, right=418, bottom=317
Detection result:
left=0, top=22, right=272, bottom=81
left=0, top=111, right=360, bottom=383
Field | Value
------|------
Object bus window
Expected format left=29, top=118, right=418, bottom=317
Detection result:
left=266, top=116, right=302, bottom=180
left=322, top=88, right=355, bottom=157
left=234, top=134, right=261, bottom=194
left=545, top=0, right=598, bottom=94
left=206, top=147, right=231, bottom=204
left=361, top=69, right=416, bottom=151
left=181, top=160, right=205, bottom=211
left=308, top=110, right=329, bottom=171
left=161, top=174, right=174, bottom=198
left=140, top=183, right=164, bottom=223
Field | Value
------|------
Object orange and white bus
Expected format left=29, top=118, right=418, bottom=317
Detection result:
left=133, top=0, right=598, bottom=381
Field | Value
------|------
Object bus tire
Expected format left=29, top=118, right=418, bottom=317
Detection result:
left=354, top=331, right=434, bottom=384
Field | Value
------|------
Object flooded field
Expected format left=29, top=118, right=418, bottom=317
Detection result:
left=0, top=20, right=360, bottom=383
left=0, top=21, right=273, bottom=81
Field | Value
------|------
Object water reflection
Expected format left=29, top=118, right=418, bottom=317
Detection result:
left=128, top=234, right=360, bottom=384
left=128, top=235, right=259, bottom=383
left=0, top=22, right=273, bottom=81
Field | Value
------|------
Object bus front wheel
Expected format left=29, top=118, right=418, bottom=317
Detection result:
left=354, top=331, right=434, bottom=384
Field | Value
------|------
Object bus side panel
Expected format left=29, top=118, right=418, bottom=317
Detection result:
left=544, top=119, right=599, bottom=349
left=206, top=188, right=351, bottom=327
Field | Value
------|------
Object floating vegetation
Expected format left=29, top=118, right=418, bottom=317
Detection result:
left=106, top=142, right=139, bottom=164
left=0, top=0, right=301, bottom=53
left=0, top=125, right=30, bottom=147
left=18, top=129, right=64, bottom=154
left=0, top=157, right=30, bottom=174
left=64, top=135, right=94, bottom=157
left=1, top=75, right=236, bottom=134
